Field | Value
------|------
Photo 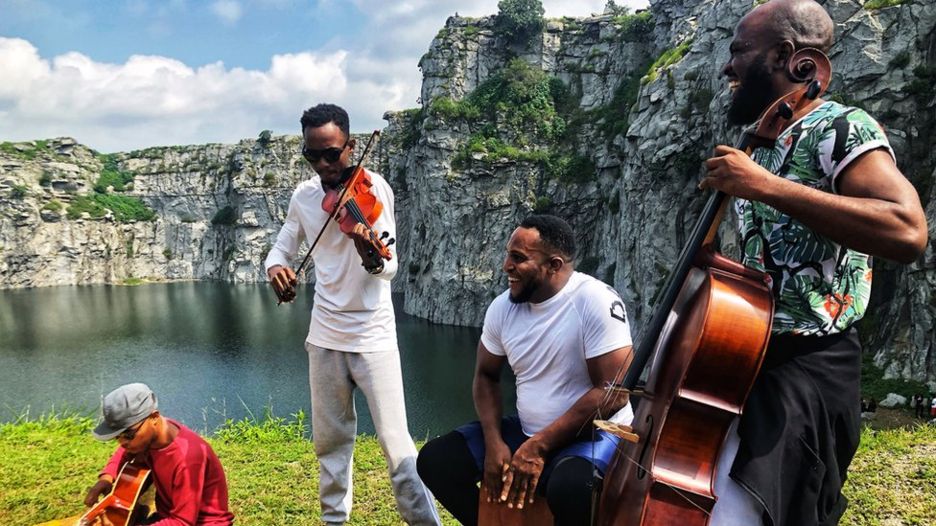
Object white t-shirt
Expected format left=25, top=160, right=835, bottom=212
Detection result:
left=481, top=271, right=634, bottom=436
left=265, top=169, right=399, bottom=352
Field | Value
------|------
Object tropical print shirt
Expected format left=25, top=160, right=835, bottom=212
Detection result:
left=735, top=101, right=893, bottom=335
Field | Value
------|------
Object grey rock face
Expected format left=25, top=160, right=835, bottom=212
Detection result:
left=394, top=0, right=936, bottom=387
left=1, top=0, right=934, bottom=386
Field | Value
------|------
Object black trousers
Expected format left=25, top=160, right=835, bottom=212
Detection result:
left=417, top=430, right=601, bottom=526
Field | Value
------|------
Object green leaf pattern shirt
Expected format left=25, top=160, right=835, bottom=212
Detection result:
left=735, top=101, right=893, bottom=335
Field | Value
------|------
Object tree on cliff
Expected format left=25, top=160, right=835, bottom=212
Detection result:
left=495, top=0, right=544, bottom=46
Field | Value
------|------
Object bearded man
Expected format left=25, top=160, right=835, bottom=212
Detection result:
left=699, top=1, right=927, bottom=524
left=417, top=214, right=635, bottom=526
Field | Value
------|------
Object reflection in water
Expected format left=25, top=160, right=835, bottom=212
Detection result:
left=0, top=283, right=515, bottom=437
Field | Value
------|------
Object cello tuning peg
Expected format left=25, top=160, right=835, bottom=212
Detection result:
left=380, top=231, right=390, bottom=239
left=777, top=102, right=794, bottom=120
left=387, top=238, right=396, bottom=246
left=806, top=80, right=822, bottom=100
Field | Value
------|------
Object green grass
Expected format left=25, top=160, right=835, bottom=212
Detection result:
left=1, top=412, right=934, bottom=525
left=842, top=424, right=936, bottom=525
left=0, top=412, right=456, bottom=525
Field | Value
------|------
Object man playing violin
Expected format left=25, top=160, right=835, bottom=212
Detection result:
left=265, top=103, right=440, bottom=526
left=700, top=1, right=927, bottom=524
left=84, top=383, right=234, bottom=525
left=417, top=214, right=634, bottom=526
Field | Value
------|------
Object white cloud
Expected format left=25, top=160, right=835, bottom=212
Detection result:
left=0, top=37, right=354, bottom=151
left=211, top=0, right=243, bottom=25
left=0, top=0, right=650, bottom=151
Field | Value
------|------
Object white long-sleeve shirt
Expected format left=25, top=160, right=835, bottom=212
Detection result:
left=265, top=169, right=399, bottom=352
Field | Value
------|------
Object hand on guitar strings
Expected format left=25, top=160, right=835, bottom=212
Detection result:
left=83, top=476, right=113, bottom=508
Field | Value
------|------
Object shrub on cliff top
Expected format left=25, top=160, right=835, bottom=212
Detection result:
left=495, top=0, right=544, bottom=45
left=94, top=154, right=135, bottom=192
left=470, top=58, right=565, bottom=140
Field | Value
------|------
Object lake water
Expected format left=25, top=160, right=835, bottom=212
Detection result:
left=0, top=282, right=515, bottom=438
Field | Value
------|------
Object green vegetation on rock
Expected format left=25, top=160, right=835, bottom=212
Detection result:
left=864, top=0, right=907, bottom=10
left=10, top=184, right=28, bottom=200
left=94, top=154, right=136, bottom=193
left=435, top=58, right=596, bottom=181
left=212, top=205, right=238, bottom=225
left=612, top=10, right=654, bottom=42
left=643, top=40, right=693, bottom=84
left=42, top=200, right=63, bottom=212
left=494, top=0, right=544, bottom=46
left=906, top=65, right=936, bottom=100
left=66, top=194, right=156, bottom=222
left=0, top=140, right=50, bottom=161
left=58, top=153, right=156, bottom=223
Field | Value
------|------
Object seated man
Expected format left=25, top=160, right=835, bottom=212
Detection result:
left=84, top=383, right=235, bottom=525
left=417, top=214, right=634, bottom=526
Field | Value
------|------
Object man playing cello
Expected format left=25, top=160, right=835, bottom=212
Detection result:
left=700, top=0, right=927, bottom=524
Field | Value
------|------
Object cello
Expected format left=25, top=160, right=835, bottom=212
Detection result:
left=595, top=48, right=832, bottom=525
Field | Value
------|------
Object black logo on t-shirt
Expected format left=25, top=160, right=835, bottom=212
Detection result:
left=610, top=301, right=627, bottom=323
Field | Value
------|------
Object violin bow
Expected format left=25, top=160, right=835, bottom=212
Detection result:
left=276, top=130, right=380, bottom=304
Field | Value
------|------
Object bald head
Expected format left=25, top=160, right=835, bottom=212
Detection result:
left=749, top=0, right=834, bottom=52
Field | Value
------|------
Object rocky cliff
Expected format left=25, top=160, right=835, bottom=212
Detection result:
left=391, top=0, right=936, bottom=388
left=1, top=0, right=933, bottom=387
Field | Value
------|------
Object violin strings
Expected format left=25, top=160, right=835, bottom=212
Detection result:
left=341, top=196, right=385, bottom=254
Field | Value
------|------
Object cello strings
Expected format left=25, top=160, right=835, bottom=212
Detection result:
left=612, top=448, right=713, bottom=518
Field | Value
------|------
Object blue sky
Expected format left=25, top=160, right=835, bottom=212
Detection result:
left=0, top=0, right=648, bottom=152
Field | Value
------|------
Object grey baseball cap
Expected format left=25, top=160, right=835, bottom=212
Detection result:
left=92, top=383, right=158, bottom=440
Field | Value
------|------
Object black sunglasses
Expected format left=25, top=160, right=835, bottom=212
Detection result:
left=302, top=139, right=348, bottom=165
left=117, top=419, right=147, bottom=441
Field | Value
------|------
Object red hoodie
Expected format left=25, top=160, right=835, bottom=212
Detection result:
left=102, top=419, right=234, bottom=526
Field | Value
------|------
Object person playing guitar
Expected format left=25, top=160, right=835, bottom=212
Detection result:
left=83, top=383, right=234, bottom=526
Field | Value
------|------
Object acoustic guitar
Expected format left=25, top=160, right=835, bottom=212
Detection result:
left=34, top=462, right=152, bottom=526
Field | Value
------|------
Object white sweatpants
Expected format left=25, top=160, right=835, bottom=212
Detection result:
left=709, top=418, right=765, bottom=526
left=307, top=343, right=441, bottom=526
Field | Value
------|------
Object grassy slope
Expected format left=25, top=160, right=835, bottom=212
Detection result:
left=1, top=414, right=934, bottom=525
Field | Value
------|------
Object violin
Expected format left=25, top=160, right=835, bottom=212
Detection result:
left=272, top=130, right=394, bottom=305
left=595, top=48, right=832, bottom=525
left=321, top=162, right=394, bottom=269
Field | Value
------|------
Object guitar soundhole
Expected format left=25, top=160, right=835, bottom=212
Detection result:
left=636, top=415, right=654, bottom=480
